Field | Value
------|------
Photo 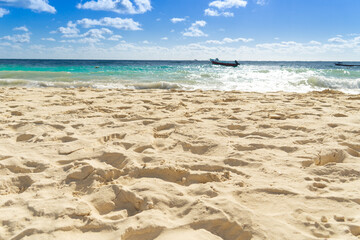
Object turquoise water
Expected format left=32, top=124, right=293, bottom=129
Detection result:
left=0, top=59, right=360, bottom=93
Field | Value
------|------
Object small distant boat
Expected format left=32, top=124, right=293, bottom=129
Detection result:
left=210, top=58, right=239, bottom=67
left=335, top=62, right=360, bottom=67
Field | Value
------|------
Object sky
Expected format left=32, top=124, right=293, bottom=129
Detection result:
left=0, top=0, right=360, bottom=60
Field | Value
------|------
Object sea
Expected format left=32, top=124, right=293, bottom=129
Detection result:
left=0, top=59, right=360, bottom=93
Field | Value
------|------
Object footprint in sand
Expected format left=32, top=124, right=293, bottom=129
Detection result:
left=121, top=218, right=252, bottom=240
left=89, top=185, right=148, bottom=216
left=153, top=123, right=176, bottom=138
left=190, top=219, right=252, bottom=240
left=349, top=225, right=360, bottom=237
left=0, top=175, right=34, bottom=194
left=131, top=166, right=223, bottom=186
left=1, top=157, right=48, bottom=174
left=294, top=212, right=336, bottom=239
left=313, top=149, right=346, bottom=166
left=11, top=111, right=23, bottom=116
left=227, top=124, right=247, bottom=131
left=66, top=165, right=94, bottom=182
left=134, top=145, right=154, bottom=153
left=180, top=141, right=217, bottom=155
left=97, top=152, right=129, bottom=169
left=310, top=182, right=328, bottom=191
left=333, top=113, right=348, bottom=118
left=16, top=134, right=35, bottom=142
left=59, top=136, right=78, bottom=143
left=99, top=133, right=126, bottom=144
left=340, top=142, right=360, bottom=158
left=49, top=124, right=66, bottom=130
left=223, top=158, right=250, bottom=167
left=121, top=227, right=164, bottom=240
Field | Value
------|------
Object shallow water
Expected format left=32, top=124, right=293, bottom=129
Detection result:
left=0, top=59, right=359, bottom=93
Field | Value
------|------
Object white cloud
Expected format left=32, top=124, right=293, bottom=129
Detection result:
left=13, top=26, right=28, bottom=32
left=0, top=41, right=22, bottom=50
left=161, top=37, right=168, bottom=40
left=5, top=35, right=360, bottom=61
left=82, top=28, right=113, bottom=39
left=183, top=21, right=208, bottom=37
left=58, top=26, right=115, bottom=43
left=0, top=7, right=9, bottom=17
left=170, top=17, right=185, bottom=23
left=0, top=42, right=12, bottom=46
left=55, top=18, right=140, bottom=43
left=1, top=32, right=30, bottom=43
left=30, top=44, right=45, bottom=50
left=256, top=0, right=267, bottom=6
left=206, top=0, right=246, bottom=17
left=41, top=37, right=55, bottom=41
left=108, top=34, right=123, bottom=41
left=54, top=19, right=136, bottom=44
left=205, top=40, right=222, bottom=44
left=204, top=8, right=219, bottom=16
left=222, top=12, right=234, bottom=17
left=256, top=41, right=300, bottom=49
left=204, top=8, right=233, bottom=17
left=206, top=37, right=253, bottom=44
left=328, top=37, right=347, bottom=44
left=76, top=0, right=151, bottom=14
left=0, top=0, right=56, bottom=13
left=77, top=17, right=141, bottom=30
left=223, top=37, right=253, bottom=43
left=60, top=38, right=101, bottom=44
left=58, top=21, right=80, bottom=38
left=309, top=40, right=321, bottom=45
left=209, top=0, right=247, bottom=9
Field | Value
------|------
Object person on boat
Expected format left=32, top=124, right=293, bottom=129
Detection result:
left=235, top=60, right=239, bottom=65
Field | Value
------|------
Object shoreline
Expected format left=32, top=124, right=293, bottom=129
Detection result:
left=1, top=87, right=359, bottom=239
left=0, top=85, right=358, bottom=94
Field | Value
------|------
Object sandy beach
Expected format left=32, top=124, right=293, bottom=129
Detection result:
left=0, top=87, right=359, bottom=240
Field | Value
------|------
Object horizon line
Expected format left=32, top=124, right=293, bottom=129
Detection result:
left=0, top=58, right=356, bottom=62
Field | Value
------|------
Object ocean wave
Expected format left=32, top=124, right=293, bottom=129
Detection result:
left=0, top=78, right=94, bottom=88
left=0, top=79, right=29, bottom=86
left=37, top=82, right=93, bottom=88
left=306, top=76, right=360, bottom=90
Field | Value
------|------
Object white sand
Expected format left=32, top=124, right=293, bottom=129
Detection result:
left=0, top=87, right=359, bottom=240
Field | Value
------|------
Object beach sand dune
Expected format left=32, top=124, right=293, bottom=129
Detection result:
left=0, top=88, right=359, bottom=240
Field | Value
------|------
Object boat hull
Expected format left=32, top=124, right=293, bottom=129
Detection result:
left=335, top=62, right=360, bottom=67
left=210, top=59, right=239, bottom=67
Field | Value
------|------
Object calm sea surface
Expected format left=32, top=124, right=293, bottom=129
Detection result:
left=0, top=59, right=360, bottom=93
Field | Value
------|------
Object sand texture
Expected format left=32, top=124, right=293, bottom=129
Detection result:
left=0, top=87, right=360, bottom=240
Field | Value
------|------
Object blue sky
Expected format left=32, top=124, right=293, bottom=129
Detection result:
left=0, top=0, right=360, bottom=60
